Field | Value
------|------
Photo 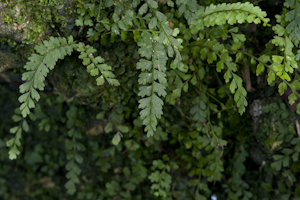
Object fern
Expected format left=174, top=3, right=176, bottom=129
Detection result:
left=137, top=32, right=168, bottom=137
left=283, top=0, right=300, bottom=46
left=18, top=36, right=76, bottom=118
left=270, top=25, right=297, bottom=81
left=137, top=2, right=182, bottom=137
left=65, top=106, right=86, bottom=195
left=148, top=160, right=172, bottom=197
left=269, top=24, right=300, bottom=113
left=7, top=36, right=76, bottom=160
left=188, top=2, right=270, bottom=114
left=6, top=123, right=23, bottom=160
left=77, top=43, right=120, bottom=86
left=175, top=0, right=199, bottom=25
left=190, top=38, right=248, bottom=114
left=215, top=43, right=248, bottom=114
left=65, top=128, right=84, bottom=194
left=191, top=2, right=270, bottom=33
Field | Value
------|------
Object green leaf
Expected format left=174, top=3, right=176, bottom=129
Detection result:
left=156, top=11, right=167, bottom=22
left=19, top=82, right=32, bottom=93
left=232, top=33, right=246, bottom=42
left=117, top=125, right=129, bottom=133
left=96, top=76, right=105, bottom=85
left=258, top=55, right=270, bottom=63
left=218, top=139, right=227, bottom=146
left=256, top=63, right=265, bottom=76
left=107, top=78, right=120, bottom=86
left=231, top=42, right=241, bottom=50
left=191, top=75, right=197, bottom=85
left=12, top=115, right=23, bottom=122
left=31, top=88, right=40, bottom=101
left=147, top=0, right=158, bottom=9
left=8, top=145, right=20, bottom=160
left=105, top=122, right=114, bottom=133
left=162, top=24, right=173, bottom=35
left=169, top=36, right=180, bottom=47
left=172, top=28, right=180, bottom=37
left=282, top=156, right=290, bottom=167
left=267, top=71, right=276, bottom=85
left=22, top=120, right=29, bottom=132
left=112, top=132, right=122, bottom=146
left=272, top=55, right=284, bottom=63
left=229, top=80, right=237, bottom=93
left=65, top=180, right=76, bottom=195
left=139, top=3, right=148, bottom=15
left=183, top=83, right=188, bottom=92
left=149, top=17, right=157, bottom=29
left=9, top=126, right=19, bottom=134
left=278, top=82, right=287, bottom=95
left=75, top=16, right=83, bottom=26
left=292, top=152, right=299, bottom=162
left=271, top=159, right=282, bottom=171
left=216, top=61, right=224, bottom=72
left=121, top=31, right=128, bottom=41
left=167, top=45, right=174, bottom=57
left=22, top=71, right=35, bottom=81
left=118, top=20, right=127, bottom=30
left=18, top=92, right=30, bottom=103
left=111, top=24, right=120, bottom=35
left=90, top=69, right=99, bottom=76
left=105, top=0, right=114, bottom=7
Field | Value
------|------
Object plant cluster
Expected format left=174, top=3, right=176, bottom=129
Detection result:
left=1, top=0, right=300, bottom=199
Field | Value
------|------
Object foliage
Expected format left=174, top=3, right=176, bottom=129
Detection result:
left=1, top=0, right=300, bottom=199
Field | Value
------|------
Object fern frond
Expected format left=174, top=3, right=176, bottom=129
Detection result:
left=7, top=36, right=76, bottom=160
left=192, top=2, right=270, bottom=32
left=6, top=125, right=23, bottom=160
left=270, top=25, right=297, bottom=82
left=217, top=46, right=248, bottom=114
left=175, top=0, right=199, bottom=25
left=137, top=32, right=168, bottom=137
left=76, top=43, right=120, bottom=86
left=269, top=24, right=300, bottom=112
left=283, top=0, right=300, bottom=46
left=65, top=106, right=86, bottom=195
left=152, top=9, right=183, bottom=68
left=204, top=41, right=248, bottom=114
left=149, top=160, right=172, bottom=197
left=19, top=36, right=76, bottom=118
left=65, top=128, right=83, bottom=195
